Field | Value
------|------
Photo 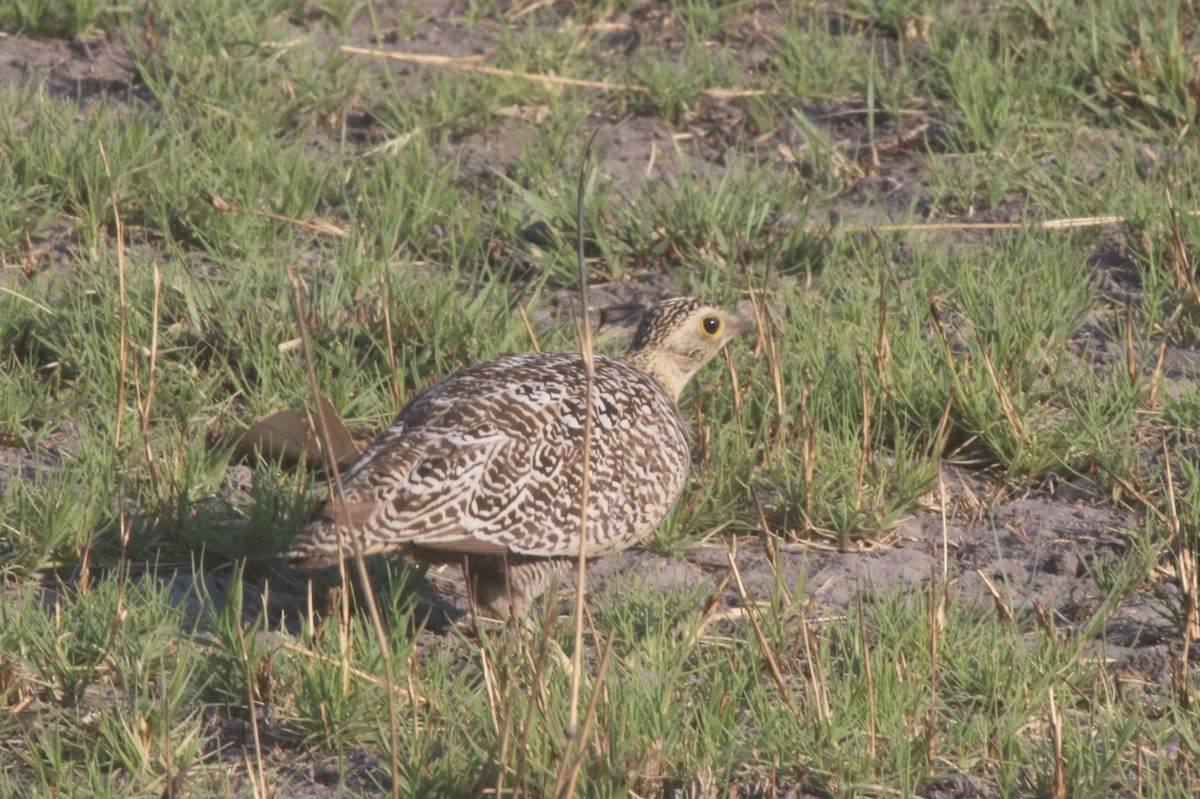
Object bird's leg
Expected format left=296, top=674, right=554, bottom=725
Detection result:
left=464, top=558, right=576, bottom=632
left=464, top=562, right=528, bottom=623
left=509, top=558, right=572, bottom=621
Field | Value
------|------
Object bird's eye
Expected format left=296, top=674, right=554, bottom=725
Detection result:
left=700, top=315, right=722, bottom=337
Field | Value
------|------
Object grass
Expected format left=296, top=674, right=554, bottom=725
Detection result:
left=2, top=0, right=1200, bottom=795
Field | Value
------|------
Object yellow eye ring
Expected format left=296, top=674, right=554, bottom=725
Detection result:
left=699, top=315, right=723, bottom=338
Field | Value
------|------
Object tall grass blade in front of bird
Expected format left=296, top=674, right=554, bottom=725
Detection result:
left=288, top=268, right=403, bottom=799
left=555, top=128, right=605, bottom=799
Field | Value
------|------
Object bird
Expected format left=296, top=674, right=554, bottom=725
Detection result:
left=283, top=296, right=751, bottom=620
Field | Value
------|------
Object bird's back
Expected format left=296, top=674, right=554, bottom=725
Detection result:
left=284, top=351, right=691, bottom=566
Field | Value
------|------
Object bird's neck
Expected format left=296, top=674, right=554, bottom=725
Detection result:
left=625, top=348, right=691, bottom=401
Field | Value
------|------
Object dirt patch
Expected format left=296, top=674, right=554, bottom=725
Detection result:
left=0, top=29, right=148, bottom=107
left=585, top=471, right=1156, bottom=635
left=594, top=117, right=724, bottom=192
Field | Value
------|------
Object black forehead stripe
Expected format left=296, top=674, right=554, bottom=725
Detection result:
left=630, top=297, right=709, bottom=349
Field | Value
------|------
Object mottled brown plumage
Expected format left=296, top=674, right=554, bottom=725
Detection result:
left=284, top=297, right=749, bottom=619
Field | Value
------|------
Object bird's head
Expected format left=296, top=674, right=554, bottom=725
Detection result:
left=625, top=297, right=753, bottom=398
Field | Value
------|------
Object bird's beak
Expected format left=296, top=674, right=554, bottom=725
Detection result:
left=729, top=314, right=757, bottom=337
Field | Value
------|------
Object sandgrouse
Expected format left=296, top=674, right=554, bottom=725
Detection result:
left=284, top=297, right=750, bottom=619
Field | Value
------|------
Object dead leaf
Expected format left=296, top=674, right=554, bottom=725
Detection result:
left=308, top=394, right=360, bottom=470
left=238, top=395, right=360, bottom=471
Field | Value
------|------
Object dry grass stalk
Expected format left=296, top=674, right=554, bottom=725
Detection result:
left=204, top=190, right=347, bottom=237
left=233, top=617, right=270, bottom=799
left=288, top=268, right=402, bottom=799
left=1165, top=186, right=1200, bottom=309
left=926, top=295, right=967, bottom=416
left=551, top=635, right=616, bottom=799
left=727, top=543, right=797, bottom=715
left=1124, top=302, right=1138, bottom=384
left=975, top=568, right=1014, bottom=624
left=752, top=490, right=780, bottom=586
left=138, top=264, right=163, bottom=487
left=799, top=372, right=816, bottom=525
left=925, top=568, right=945, bottom=772
left=380, top=274, right=402, bottom=409
left=1090, top=459, right=1168, bottom=523
left=1048, top=687, right=1066, bottom=799
left=1147, top=336, right=1168, bottom=409
left=857, top=594, right=878, bottom=770
left=99, top=141, right=129, bottom=454
left=566, top=131, right=602, bottom=747
left=99, top=138, right=134, bottom=629
left=1162, top=443, right=1198, bottom=710
left=339, top=45, right=767, bottom=98
left=722, top=343, right=741, bottom=412
left=837, top=213, right=1145, bottom=235
left=765, top=308, right=786, bottom=448
left=0, top=286, right=53, bottom=313
left=1033, top=600, right=1056, bottom=637
left=683, top=569, right=734, bottom=649
left=693, top=381, right=708, bottom=464
left=854, top=350, right=872, bottom=514
left=501, top=596, right=562, bottom=799
left=479, top=625, right=503, bottom=736
left=517, top=301, right=542, bottom=352
left=937, top=462, right=950, bottom=590
left=978, top=345, right=1027, bottom=443
left=798, top=610, right=831, bottom=723
left=875, top=270, right=891, bottom=395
